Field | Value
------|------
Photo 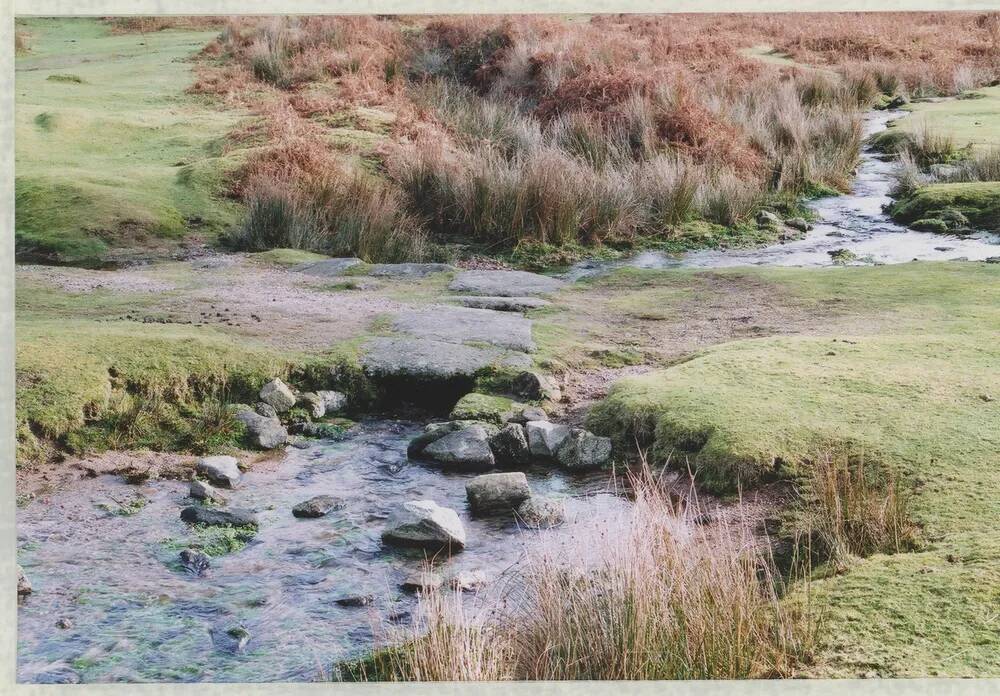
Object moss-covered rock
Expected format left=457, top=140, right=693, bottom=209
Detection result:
left=890, top=182, right=1000, bottom=231
left=448, top=392, right=521, bottom=424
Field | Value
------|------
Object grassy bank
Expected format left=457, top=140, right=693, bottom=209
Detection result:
left=14, top=18, right=244, bottom=266
left=586, top=261, right=1000, bottom=676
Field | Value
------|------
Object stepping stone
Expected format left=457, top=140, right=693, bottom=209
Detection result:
left=362, top=337, right=530, bottom=381
left=293, top=257, right=362, bottom=277
left=448, top=296, right=551, bottom=312
left=449, top=270, right=566, bottom=297
left=466, top=472, right=531, bottom=515
left=180, top=506, right=258, bottom=528
left=292, top=495, right=345, bottom=518
left=381, top=500, right=466, bottom=551
left=392, top=305, right=535, bottom=352
left=195, top=456, right=242, bottom=488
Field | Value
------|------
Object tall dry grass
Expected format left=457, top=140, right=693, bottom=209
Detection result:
left=365, top=467, right=818, bottom=681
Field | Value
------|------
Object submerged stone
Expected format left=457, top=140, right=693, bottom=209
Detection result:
left=179, top=548, right=211, bottom=576
left=516, top=496, right=567, bottom=528
left=292, top=495, right=345, bottom=518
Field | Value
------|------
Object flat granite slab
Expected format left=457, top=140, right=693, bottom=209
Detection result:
left=362, top=337, right=531, bottom=380
left=392, top=305, right=536, bottom=352
left=368, top=263, right=456, bottom=277
left=448, top=270, right=566, bottom=297
left=448, top=295, right=551, bottom=312
left=293, top=258, right=363, bottom=277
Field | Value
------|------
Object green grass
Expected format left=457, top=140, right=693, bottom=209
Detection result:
left=14, top=18, right=246, bottom=267
left=586, top=261, right=1000, bottom=676
left=889, top=182, right=1000, bottom=231
left=897, top=86, right=1000, bottom=152
left=248, top=248, right=331, bottom=266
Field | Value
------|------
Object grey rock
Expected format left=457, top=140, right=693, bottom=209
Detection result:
left=179, top=548, right=211, bottom=576
left=556, top=429, right=613, bottom=470
left=488, top=423, right=531, bottom=467
left=449, top=295, right=551, bottom=312
left=407, top=420, right=497, bottom=458
left=317, top=390, right=347, bottom=414
left=17, top=565, right=31, bottom=596
left=189, top=479, right=227, bottom=504
left=381, top=500, right=466, bottom=551
left=260, top=378, right=296, bottom=412
left=368, top=262, right=456, bottom=277
left=299, top=392, right=326, bottom=419
left=255, top=402, right=278, bottom=419
left=784, top=217, right=811, bottom=232
left=512, top=370, right=561, bottom=402
left=180, top=506, right=258, bottom=528
left=422, top=426, right=496, bottom=471
left=362, top=337, right=531, bottom=382
left=516, top=496, right=567, bottom=528
left=392, top=305, right=535, bottom=353
left=195, top=455, right=241, bottom=489
left=400, top=571, right=444, bottom=593
left=294, top=257, right=362, bottom=277
left=335, top=594, right=374, bottom=607
left=449, top=569, right=488, bottom=592
left=466, top=472, right=531, bottom=515
left=292, top=495, right=345, bottom=518
left=235, top=409, right=289, bottom=449
left=507, top=405, right=548, bottom=424
left=56, top=617, right=73, bottom=630
left=757, top=210, right=782, bottom=227
left=526, top=420, right=572, bottom=459
left=449, top=270, right=566, bottom=297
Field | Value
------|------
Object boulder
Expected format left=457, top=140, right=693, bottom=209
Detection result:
left=180, top=506, right=258, bottom=528
left=299, top=392, right=326, bottom=419
left=407, top=420, right=496, bottom=458
left=259, top=378, right=296, bottom=412
left=235, top=409, right=289, bottom=449
left=33, top=667, right=80, bottom=684
left=317, top=390, right=347, bottom=414
left=512, top=371, right=562, bottom=402
left=179, top=548, right=211, bottom=576
left=784, top=217, right=811, bottom=232
left=189, top=479, right=227, bottom=504
left=292, top=495, right=345, bottom=518
left=449, top=392, right=519, bottom=424
left=450, top=296, right=551, bottom=312
left=507, top=405, right=548, bottom=424
left=17, top=565, right=31, bottom=596
left=449, top=270, right=566, bottom=297
left=466, top=472, right=531, bottom=515
left=526, top=421, right=572, bottom=460
left=421, top=426, right=495, bottom=471
left=381, top=500, right=466, bottom=551
left=449, top=569, right=488, bottom=592
left=195, top=455, right=241, bottom=489
left=488, top=424, right=531, bottom=468
left=400, top=571, right=444, bottom=593
left=516, top=496, right=567, bottom=528
left=56, top=618, right=73, bottom=630
left=555, top=429, right=613, bottom=470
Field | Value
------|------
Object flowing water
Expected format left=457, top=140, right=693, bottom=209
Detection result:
left=17, top=421, right=631, bottom=683
left=565, top=111, right=999, bottom=280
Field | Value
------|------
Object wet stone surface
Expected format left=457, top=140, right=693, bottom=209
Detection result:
left=16, top=420, right=628, bottom=683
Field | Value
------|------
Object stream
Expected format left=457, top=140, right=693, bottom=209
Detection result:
left=16, top=108, right=999, bottom=684
left=566, top=110, right=999, bottom=280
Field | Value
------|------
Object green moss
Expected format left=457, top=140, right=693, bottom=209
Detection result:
left=449, top=392, right=520, bottom=424
left=249, top=248, right=331, bottom=266
left=163, top=523, right=258, bottom=557
left=910, top=218, right=949, bottom=234
left=890, top=182, right=1000, bottom=231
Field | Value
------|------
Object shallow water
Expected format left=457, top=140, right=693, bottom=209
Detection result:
left=565, top=111, right=1000, bottom=280
left=17, top=421, right=631, bottom=683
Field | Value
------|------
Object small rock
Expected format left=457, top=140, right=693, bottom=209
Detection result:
left=400, top=571, right=444, bottom=593
left=235, top=409, right=289, bottom=449
left=299, top=392, right=326, bottom=419
left=421, top=426, right=495, bottom=471
left=179, top=548, right=211, bottom=576
left=512, top=371, right=562, bottom=402
left=488, top=423, right=531, bottom=468
left=507, top=405, right=548, bottom=424
left=55, top=617, right=73, bottom=630
left=516, top=496, right=567, bottom=528
left=259, top=378, right=296, bottom=412
left=317, top=390, right=347, bottom=414
left=980, top=394, right=995, bottom=403
left=292, top=495, right=345, bottom=518
left=195, top=455, right=241, bottom=489
left=555, top=429, right=613, bottom=470
left=466, top=472, right=531, bottom=515
left=335, top=594, right=374, bottom=607
left=16, top=565, right=31, bottom=596
left=784, top=217, right=811, bottom=232
left=449, top=569, right=488, bottom=592
left=255, top=402, right=278, bottom=419
left=525, top=420, right=572, bottom=460
left=381, top=500, right=466, bottom=551
left=180, top=506, right=258, bottom=528
left=757, top=210, right=782, bottom=227
left=225, top=626, right=252, bottom=653
left=189, top=479, right=227, bottom=504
